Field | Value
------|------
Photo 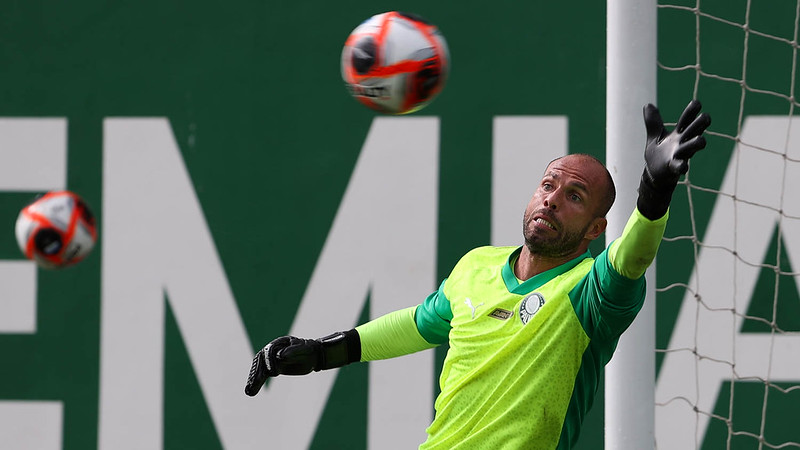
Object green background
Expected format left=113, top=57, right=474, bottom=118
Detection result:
left=1, top=0, right=797, bottom=448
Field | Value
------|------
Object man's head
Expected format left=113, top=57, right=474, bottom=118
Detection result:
left=522, top=153, right=616, bottom=258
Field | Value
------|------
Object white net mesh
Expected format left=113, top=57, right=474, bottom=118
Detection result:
left=656, top=1, right=800, bottom=448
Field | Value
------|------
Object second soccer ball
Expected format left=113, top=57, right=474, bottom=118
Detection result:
left=15, top=190, right=98, bottom=269
left=341, top=11, right=449, bottom=115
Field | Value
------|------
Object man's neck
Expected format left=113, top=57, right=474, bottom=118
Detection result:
left=513, top=246, right=588, bottom=281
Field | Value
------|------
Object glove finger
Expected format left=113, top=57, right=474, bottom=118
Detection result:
left=676, top=99, right=703, bottom=132
left=674, top=135, right=707, bottom=161
left=244, top=350, right=268, bottom=396
left=263, top=336, right=295, bottom=375
left=680, top=112, right=712, bottom=142
left=265, top=336, right=293, bottom=358
left=643, top=103, right=666, bottom=141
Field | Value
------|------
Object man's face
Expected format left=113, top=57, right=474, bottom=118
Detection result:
left=522, top=155, right=608, bottom=258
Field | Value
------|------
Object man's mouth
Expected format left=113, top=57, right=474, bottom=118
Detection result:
left=534, top=217, right=557, bottom=230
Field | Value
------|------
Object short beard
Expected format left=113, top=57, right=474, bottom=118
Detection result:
left=523, top=220, right=590, bottom=259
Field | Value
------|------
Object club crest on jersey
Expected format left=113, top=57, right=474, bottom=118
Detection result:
left=519, top=293, right=545, bottom=324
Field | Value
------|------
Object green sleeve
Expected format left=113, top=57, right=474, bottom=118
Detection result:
left=414, top=280, right=453, bottom=344
left=355, top=306, right=438, bottom=362
left=608, top=207, right=669, bottom=279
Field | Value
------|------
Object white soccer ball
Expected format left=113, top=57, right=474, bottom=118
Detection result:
left=15, top=190, right=98, bottom=269
left=341, top=11, right=449, bottom=114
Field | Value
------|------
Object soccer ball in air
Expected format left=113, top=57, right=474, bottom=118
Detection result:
left=15, top=190, right=98, bottom=269
left=341, top=11, right=449, bottom=114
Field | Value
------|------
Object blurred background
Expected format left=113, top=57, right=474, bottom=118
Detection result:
left=0, top=0, right=798, bottom=448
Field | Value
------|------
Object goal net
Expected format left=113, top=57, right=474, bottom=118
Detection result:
left=655, top=1, right=800, bottom=448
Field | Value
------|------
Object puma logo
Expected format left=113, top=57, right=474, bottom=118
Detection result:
left=464, top=298, right=484, bottom=319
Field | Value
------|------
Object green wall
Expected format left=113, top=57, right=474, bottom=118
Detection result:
left=1, top=1, right=798, bottom=449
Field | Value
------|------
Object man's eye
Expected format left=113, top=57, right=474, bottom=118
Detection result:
left=570, top=193, right=582, bottom=202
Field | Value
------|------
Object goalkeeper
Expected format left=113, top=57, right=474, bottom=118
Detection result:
left=245, top=100, right=711, bottom=449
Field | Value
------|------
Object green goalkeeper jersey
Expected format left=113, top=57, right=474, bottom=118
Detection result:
left=356, top=209, right=667, bottom=449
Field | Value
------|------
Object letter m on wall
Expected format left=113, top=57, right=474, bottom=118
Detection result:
left=99, top=117, right=438, bottom=449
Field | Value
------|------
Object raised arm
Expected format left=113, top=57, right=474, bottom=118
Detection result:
left=610, top=100, right=711, bottom=279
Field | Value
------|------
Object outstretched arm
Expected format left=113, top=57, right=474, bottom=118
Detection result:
left=610, top=100, right=711, bottom=279
left=244, top=305, right=439, bottom=397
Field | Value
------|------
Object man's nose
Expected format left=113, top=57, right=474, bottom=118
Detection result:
left=543, top=192, right=558, bottom=210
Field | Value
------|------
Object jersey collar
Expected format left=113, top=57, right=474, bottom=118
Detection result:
left=501, top=246, right=592, bottom=295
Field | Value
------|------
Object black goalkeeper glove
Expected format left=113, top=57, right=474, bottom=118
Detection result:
left=637, top=99, right=712, bottom=220
left=244, top=329, right=361, bottom=397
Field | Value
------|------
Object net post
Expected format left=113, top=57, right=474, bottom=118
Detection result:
left=605, top=0, right=657, bottom=449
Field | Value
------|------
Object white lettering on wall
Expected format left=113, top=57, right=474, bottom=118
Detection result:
left=656, top=116, right=800, bottom=448
left=99, top=117, right=439, bottom=449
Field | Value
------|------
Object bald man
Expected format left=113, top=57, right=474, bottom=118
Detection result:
left=245, top=100, right=711, bottom=449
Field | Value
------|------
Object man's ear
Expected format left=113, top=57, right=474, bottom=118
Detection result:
left=585, top=217, right=607, bottom=241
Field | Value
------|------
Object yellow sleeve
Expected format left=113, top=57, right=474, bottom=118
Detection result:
left=355, top=306, right=438, bottom=362
left=608, top=207, right=669, bottom=279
